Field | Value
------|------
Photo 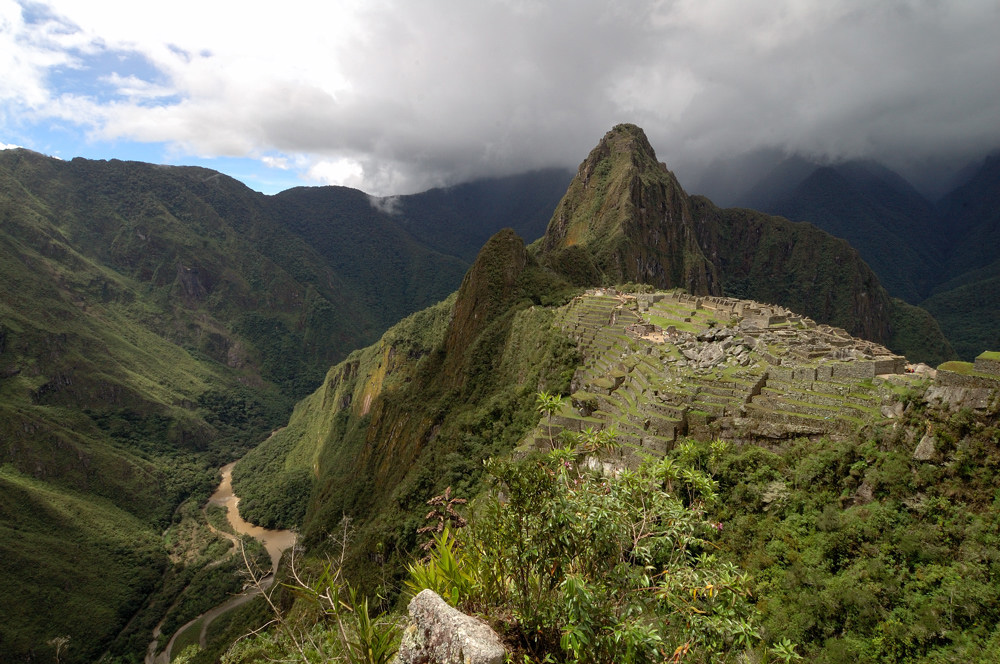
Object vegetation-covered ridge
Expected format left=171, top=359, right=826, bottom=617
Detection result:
left=0, top=148, right=568, bottom=664
left=233, top=228, right=582, bottom=568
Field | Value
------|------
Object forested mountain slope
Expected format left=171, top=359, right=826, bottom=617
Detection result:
left=0, top=149, right=568, bottom=663
left=713, top=152, right=999, bottom=360
left=923, top=155, right=1000, bottom=358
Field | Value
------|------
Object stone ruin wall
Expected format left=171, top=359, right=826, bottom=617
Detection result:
left=636, top=289, right=907, bottom=385
left=974, top=354, right=1000, bottom=376
left=936, top=369, right=1000, bottom=390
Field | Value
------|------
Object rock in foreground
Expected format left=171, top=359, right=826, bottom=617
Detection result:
left=396, top=590, right=504, bottom=664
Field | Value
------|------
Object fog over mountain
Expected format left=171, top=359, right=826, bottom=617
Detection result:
left=2, top=1, right=998, bottom=196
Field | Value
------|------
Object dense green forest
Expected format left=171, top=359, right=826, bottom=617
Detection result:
left=199, top=378, right=1000, bottom=664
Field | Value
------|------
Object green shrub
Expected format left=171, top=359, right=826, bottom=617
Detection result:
left=417, top=443, right=761, bottom=663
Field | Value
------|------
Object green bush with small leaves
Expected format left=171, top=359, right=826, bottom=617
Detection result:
left=411, top=439, right=761, bottom=663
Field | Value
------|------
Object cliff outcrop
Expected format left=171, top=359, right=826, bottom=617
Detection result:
left=541, top=124, right=718, bottom=294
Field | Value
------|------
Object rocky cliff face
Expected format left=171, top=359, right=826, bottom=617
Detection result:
left=541, top=124, right=719, bottom=294
left=442, top=228, right=530, bottom=386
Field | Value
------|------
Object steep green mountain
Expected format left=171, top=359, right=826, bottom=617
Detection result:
left=0, top=149, right=569, bottom=663
left=762, top=162, right=943, bottom=302
left=0, top=149, right=367, bottom=663
left=234, top=228, right=580, bottom=555
left=538, top=127, right=719, bottom=294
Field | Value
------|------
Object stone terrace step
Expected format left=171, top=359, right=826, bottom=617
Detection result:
left=744, top=403, right=853, bottom=434
left=761, top=382, right=882, bottom=413
left=752, top=395, right=867, bottom=424
left=641, top=400, right=688, bottom=420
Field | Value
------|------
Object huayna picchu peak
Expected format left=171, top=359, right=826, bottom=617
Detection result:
left=541, top=123, right=719, bottom=295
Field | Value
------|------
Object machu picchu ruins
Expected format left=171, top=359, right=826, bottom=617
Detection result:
left=526, top=288, right=932, bottom=463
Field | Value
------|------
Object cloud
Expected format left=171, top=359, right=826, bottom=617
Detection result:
left=368, top=194, right=402, bottom=216
left=261, top=155, right=290, bottom=170
left=307, top=157, right=365, bottom=189
left=3, top=0, right=999, bottom=195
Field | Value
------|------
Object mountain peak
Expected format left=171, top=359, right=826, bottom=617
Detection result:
left=540, top=124, right=719, bottom=294
left=593, top=123, right=658, bottom=160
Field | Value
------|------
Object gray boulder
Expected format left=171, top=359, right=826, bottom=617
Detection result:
left=395, top=590, right=505, bottom=664
left=913, top=431, right=936, bottom=461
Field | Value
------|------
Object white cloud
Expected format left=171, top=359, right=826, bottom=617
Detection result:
left=307, top=157, right=365, bottom=188
left=1, top=142, right=23, bottom=150
left=369, top=194, right=402, bottom=216
left=2, top=0, right=999, bottom=195
left=261, top=155, right=290, bottom=170
left=101, top=72, right=175, bottom=101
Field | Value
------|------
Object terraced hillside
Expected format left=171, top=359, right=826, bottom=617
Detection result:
left=530, top=288, right=919, bottom=462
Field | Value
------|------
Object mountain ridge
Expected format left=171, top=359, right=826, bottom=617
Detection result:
left=232, top=125, right=961, bottom=606
left=0, top=124, right=986, bottom=662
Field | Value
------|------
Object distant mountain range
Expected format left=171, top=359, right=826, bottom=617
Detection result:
left=692, top=151, right=1000, bottom=359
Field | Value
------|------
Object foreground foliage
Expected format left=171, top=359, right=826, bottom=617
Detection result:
left=409, top=436, right=769, bottom=664
left=706, top=397, right=1000, bottom=663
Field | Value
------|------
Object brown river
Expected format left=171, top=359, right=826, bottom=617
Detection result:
left=207, top=462, right=297, bottom=572
left=147, top=462, right=296, bottom=664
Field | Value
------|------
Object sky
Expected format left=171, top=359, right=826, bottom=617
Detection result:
left=1, top=0, right=998, bottom=197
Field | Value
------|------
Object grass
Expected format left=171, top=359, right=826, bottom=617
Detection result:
left=172, top=616, right=206, bottom=656
left=937, top=361, right=978, bottom=375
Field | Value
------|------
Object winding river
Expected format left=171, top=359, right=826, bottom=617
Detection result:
left=208, top=462, right=297, bottom=573
left=147, top=462, right=296, bottom=664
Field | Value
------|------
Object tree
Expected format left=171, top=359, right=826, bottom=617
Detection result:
left=535, top=390, right=566, bottom=450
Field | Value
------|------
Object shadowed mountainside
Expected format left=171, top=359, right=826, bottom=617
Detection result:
left=704, top=150, right=998, bottom=360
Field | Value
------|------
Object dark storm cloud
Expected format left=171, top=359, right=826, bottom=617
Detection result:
left=8, top=0, right=1000, bottom=194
